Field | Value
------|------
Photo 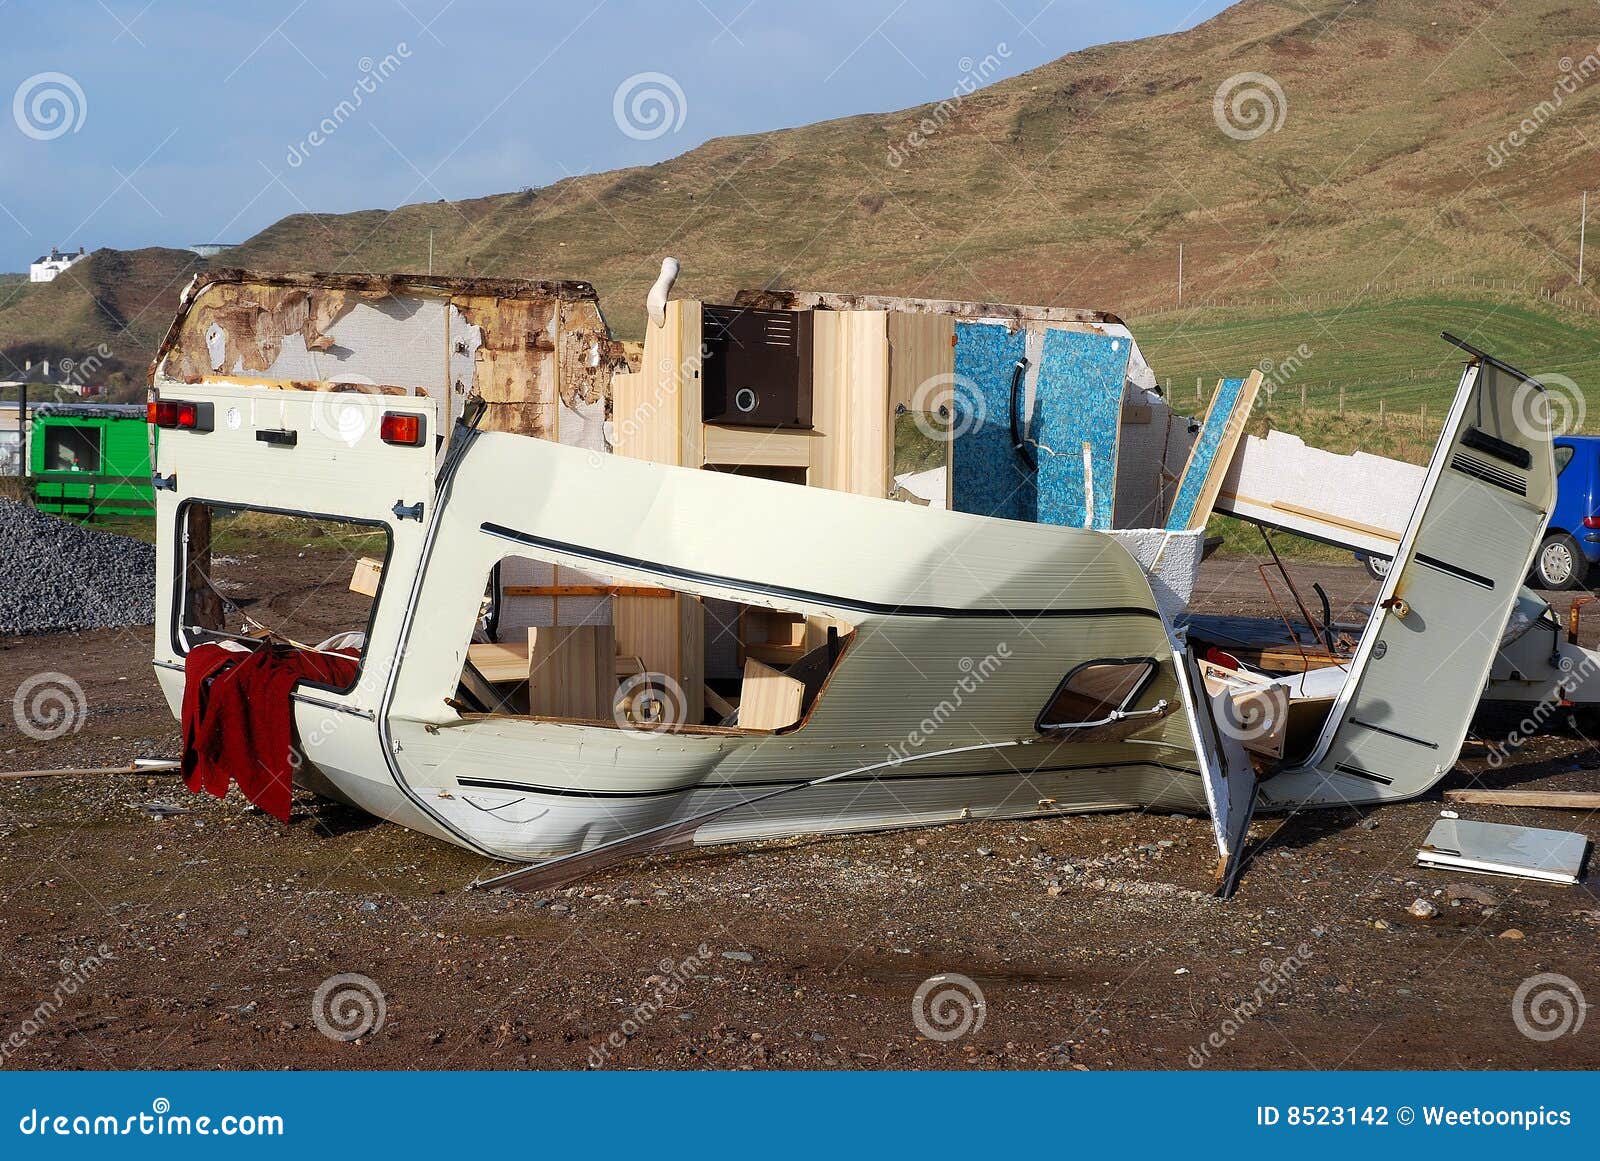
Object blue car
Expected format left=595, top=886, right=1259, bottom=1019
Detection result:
left=1356, top=434, right=1600, bottom=590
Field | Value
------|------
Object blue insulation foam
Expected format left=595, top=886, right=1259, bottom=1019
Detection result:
left=951, top=321, right=1033, bottom=522
left=1167, top=376, right=1246, bottom=530
left=1032, top=329, right=1130, bottom=530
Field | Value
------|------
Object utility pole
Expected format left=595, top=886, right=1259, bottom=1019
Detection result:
left=1580, top=191, right=1588, bottom=288
left=428, top=229, right=434, bottom=275
left=1177, top=243, right=1184, bottom=307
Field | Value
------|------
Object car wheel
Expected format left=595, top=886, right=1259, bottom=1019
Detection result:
left=1362, top=554, right=1391, bottom=582
left=1534, top=532, right=1588, bottom=591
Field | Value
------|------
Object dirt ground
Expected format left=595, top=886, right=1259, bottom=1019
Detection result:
left=2, top=556, right=1598, bottom=1071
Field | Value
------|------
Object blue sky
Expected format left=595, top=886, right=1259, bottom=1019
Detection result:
left=0, top=0, right=1230, bottom=269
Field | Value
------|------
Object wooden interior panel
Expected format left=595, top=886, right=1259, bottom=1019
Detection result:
left=738, top=658, right=805, bottom=731
left=810, top=310, right=890, bottom=496
left=527, top=625, right=616, bottom=720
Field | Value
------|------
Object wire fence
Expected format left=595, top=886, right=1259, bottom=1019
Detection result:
left=1132, top=272, right=1600, bottom=322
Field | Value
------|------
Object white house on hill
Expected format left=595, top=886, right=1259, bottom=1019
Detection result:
left=29, top=246, right=86, bottom=282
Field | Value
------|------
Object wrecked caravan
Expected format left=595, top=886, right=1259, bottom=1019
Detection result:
left=146, top=268, right=1573, bottom=892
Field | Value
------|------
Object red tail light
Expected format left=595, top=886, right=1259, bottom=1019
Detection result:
left=147, top=399, right=212, bottom=431
left=1583, top=516, right=1600, bottom=529
left=379, top=412, right=425, bottom=447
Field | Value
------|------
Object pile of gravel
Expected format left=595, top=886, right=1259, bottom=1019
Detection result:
left=0, top=500, right=156, bottom=635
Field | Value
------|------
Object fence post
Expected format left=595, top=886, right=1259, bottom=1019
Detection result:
left=1299, top=382, right=1306, bottom=408
left=1338, top=386, right=1345, bottom=415
left=1379, top=399, right=1386, bottom=426
left=1195, top=376, right=1202, bottom=404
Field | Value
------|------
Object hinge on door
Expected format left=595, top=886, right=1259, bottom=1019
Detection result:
left=151, top=472, right=177, bottom=492
left=392, top=500, right=424, bottom=522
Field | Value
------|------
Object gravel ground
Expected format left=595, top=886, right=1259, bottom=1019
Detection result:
left=0, top=501, right=155, bottom=635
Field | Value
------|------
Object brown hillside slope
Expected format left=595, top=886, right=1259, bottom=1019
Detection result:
left=0, top=248, right=208, bottom=396
left=222, top=0, right=1600, bottom=335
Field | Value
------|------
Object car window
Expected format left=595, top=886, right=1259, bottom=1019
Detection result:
left=1555, top=445, right=1575, bottom=475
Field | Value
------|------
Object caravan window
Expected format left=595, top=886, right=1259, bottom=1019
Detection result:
left=451, top=553, right=852, bottom=734
left=43, top=425, right=101, bottom=472
left=1035, top=658, right=1158, bottom=732
left=173, top=502, right=390, bottom=685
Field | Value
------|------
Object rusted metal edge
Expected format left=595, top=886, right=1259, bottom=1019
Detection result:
left=149, top=268, right=601, bottom=387
left=729, top=288, right=1127, bottom=327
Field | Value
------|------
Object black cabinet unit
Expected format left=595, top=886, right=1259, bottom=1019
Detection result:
left=701, top=305, right=813, bottom=429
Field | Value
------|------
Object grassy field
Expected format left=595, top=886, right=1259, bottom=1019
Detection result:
left=1133, top=293, right=1600, bottom=413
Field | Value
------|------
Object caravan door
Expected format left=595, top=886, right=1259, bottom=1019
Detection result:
left=1261, top=337, right=1557, bottom=807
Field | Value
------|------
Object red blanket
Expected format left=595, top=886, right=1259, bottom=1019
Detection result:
left=181, top=642, right=359, bottom=822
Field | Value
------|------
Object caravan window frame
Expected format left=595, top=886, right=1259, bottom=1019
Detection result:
left=170, top=498, right=394, bottom=696
left=1034, top=656, right=1159, bottom=734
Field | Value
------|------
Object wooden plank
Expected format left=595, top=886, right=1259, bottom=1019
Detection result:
left=528, top=625, right=615, bottom=720
left=1442, top=789, right=1600, bottom=809
left=0, top=761, right=180, bottom=782
left=702, top=425, right=813, bottom=468
left=811, top=311, right=889, bottom=496
left=1167, top=369, right=1265, bottom=530
left=679, top=594, right=705, bottom=726
left=468, top=642, right=531, bottom=684
left=611, top=299, right=701, bottom=712
left=703, top=684, right=736, bottom=720
left=738, top=658, right=805, bottom=731
left=503, top=584, right=673, bottom=599
left=349, top=556, right=383, bottom=597
left=676, top=300, right=704, bottom=472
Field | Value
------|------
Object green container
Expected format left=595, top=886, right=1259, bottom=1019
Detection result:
left=28, top=404, right=155, bottom=519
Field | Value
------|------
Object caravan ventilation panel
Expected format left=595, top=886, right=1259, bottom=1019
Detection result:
left=701, top=305, right=813, bottom=430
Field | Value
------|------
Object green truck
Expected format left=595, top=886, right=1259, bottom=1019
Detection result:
left=28, top=403, right=154, bottom=519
